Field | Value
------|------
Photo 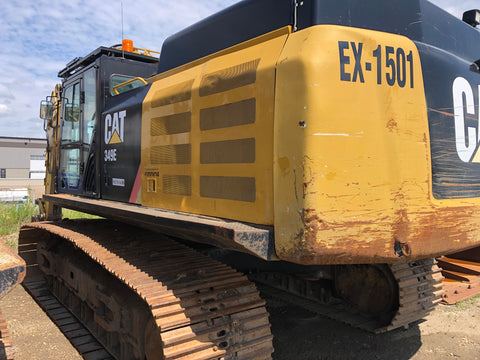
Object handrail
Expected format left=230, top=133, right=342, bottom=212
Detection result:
left=113, top=77, right=148, bottom=95
left=112, top=45, right=161, bottom=58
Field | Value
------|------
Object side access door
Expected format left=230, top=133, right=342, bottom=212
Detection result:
left=58, top=67, right=97, bottom=195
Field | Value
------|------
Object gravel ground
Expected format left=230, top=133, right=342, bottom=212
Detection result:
left=0, top=286, right=82, bottom=360
left=1, top=283, right=479, bottom=360
left=266, top=294, right=480, bottom=360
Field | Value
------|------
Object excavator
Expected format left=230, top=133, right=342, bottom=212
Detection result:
left=14, top=0, right=480, bottom=358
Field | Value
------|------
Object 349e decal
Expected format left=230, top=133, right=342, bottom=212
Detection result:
left=338, top=41, right=415, bottom=88
left=104, top=110, right=126, bottom=163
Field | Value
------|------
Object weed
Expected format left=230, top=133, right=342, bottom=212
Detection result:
left=0, top=201, right=39, bottom=236
left=62, top=208, right=101, bottom=220
left=456, top=294, right=480, bottom=309
left=0, top=201, right=100, bottom=238
left=5, top=240, right=17, bottom=251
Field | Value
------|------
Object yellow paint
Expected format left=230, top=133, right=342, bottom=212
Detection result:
left=471, top=147, right=480, bottom=163
left=140, top=24, right=480, bottom=264
left=274, top=25, right=480, bottom=264
left=109, top=131, right=122, bottom=144
left=141, top=27, right=291, bottom=224
left=43, top=84, right=62, bottom=220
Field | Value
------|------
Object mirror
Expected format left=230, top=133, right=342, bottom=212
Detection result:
left=40, top=100, right=54, bottom=120
left=64, top=103, right=79, bottom=122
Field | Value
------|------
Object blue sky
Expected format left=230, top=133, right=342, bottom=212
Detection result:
left=0, top=0, right=478, bottom=139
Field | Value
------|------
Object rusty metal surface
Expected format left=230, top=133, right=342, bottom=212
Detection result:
left=43, top=193, right=276, bottom=261
left=446, top=246, right=480, bottom=263
left=275, top=204, right=480, bottom=265
left=385, top=259, right=444, bottom=332
left=334, top=264, right=398, bottom=318
left=19, top=219, right=273, bottom=360
left=438, top=255, right=480, bottom=304
left=23, top=278, right=114, bottom=360
left=252, top=259, right=443, bottom=333
left=0, top=241, right=26, bottom=299
left=0, top=309, right=14, bottom=360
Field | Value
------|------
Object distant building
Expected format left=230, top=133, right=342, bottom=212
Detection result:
left=0, top=136, right=46, bottom=179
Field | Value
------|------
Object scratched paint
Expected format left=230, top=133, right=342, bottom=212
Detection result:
left=0, top=240, right=25, bottom=299
left=274, top=25, right=480, bottom=265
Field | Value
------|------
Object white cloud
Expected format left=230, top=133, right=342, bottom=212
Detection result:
left=0, top=104, right=11, bottom=115
left=0, top=0, right=239, bottom=139
left=0, top=85, right=15, bottom=101
left=0, top=0, right=477, bottom=139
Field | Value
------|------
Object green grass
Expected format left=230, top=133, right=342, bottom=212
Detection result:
left=0, top=201, right=101, bottom=251
left=0, top=201, right=100, bottom=237
left=456, top=294, right=480, bottom=310
left=62, top=208, right=101, bottom=220
left=0, top=201, right=39, bottom=236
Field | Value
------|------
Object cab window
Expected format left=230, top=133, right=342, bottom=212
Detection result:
left=83, top=68, right=96, bottom=145
left=110, top=74, right=145, bottom=95
left=61, top=83, right=80, bottom=143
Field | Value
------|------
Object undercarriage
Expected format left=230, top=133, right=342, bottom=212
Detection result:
left=18, top=219, right=444, bottom=359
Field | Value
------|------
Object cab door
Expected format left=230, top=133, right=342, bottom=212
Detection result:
left=58, top=67, right=97, bottom=194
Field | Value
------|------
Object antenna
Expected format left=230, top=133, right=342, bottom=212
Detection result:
left=121, top=2, right=125, bottom=59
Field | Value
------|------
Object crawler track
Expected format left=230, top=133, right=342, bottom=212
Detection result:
left=23, top=278, right=113, bottom=359
left=386, top=260, right=444, bottom=332
left=18, top=218, right=444, bottom=360
left=252, top=259, right=444, bottom=333
left=18, top=219, right=273, bottom=360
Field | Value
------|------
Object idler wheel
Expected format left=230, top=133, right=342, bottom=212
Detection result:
left=334, top=264, right=399, bottom=324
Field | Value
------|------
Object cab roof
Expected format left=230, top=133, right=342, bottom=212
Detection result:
left=58, top=46, right=158, bottom=79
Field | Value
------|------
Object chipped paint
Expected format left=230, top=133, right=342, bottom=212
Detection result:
left=273, top=26, right=480, bottom=265
left=0, top=240, right=25, bottom=299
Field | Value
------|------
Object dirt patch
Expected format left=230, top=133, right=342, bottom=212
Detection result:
left=0, top=285, right=479, bottom=359
left=0, top=286, right=82, bottom=360
left=0, top=234, right=82, bottom=359
left=267, top=294, right=480, bottom=360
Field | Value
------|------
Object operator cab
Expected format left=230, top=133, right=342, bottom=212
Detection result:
left=40, top=45, right=158, bottom=200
